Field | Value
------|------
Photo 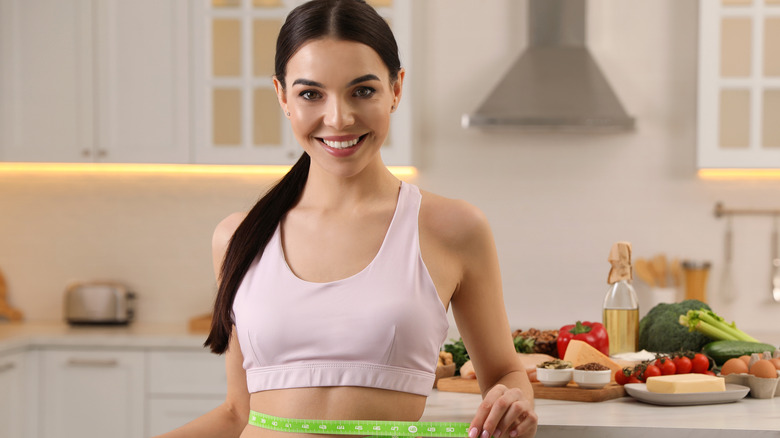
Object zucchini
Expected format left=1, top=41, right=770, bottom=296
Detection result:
left=702, top=340, right=776, bottom=366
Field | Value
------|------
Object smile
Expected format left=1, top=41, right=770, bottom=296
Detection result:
left=319, top=134, right=367, bottom=150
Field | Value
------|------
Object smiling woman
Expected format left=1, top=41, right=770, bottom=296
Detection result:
left=154, top=1, right=537, bottom=438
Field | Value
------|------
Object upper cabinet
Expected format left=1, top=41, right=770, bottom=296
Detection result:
left=190, top=0, right=414, bottom=165
left=0, top=0, right=414, bottom=165
left=698, top=0, right=780, bottom=168
left=0, top=0, right=190, bottom=163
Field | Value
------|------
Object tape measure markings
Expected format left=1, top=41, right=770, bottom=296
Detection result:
left=249, top=410, right=470, bottom=437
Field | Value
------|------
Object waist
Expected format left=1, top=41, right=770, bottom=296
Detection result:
left=250, top=386, right=427, bottom=420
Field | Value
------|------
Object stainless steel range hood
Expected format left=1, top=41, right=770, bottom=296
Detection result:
left=462, top=0, right=635, bottom=131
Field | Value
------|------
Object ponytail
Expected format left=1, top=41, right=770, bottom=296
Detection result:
left=204, top=152, right=310, bottom=354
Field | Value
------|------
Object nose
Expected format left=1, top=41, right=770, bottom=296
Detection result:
left=323, top=96, right=355, bottom=130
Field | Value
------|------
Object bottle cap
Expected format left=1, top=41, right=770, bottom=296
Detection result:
left=608, top=241, right=633, bottom=284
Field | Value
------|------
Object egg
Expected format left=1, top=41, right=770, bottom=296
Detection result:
left=749, top=359, right=779, bottom=378
left=769, top=358, right=780, bottom=371
left=721, top=358, right=749, bottom=375
left=738, top=355, right=751, bottom=366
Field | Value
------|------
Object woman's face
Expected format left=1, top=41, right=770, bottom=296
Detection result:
left=274, top=38, right=403, bottom=177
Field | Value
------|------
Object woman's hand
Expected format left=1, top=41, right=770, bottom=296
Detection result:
left=468, top=384, right=537, bottom=438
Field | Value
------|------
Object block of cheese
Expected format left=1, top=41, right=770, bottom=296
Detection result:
left=562, top=340, right=622, bottom=382
left=645, top=374, right=726, bottom=394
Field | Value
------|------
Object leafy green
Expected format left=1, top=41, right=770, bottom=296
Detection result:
left=638, top=299, right=713, bottom=353
left=513, top=336, right=535, bottom=354
left=443, top=338, right=470, bottom=375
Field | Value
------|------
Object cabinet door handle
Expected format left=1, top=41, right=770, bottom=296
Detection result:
left=67, top=358, right=119, bottom=368
left=0, top=362, right=16, bottom=373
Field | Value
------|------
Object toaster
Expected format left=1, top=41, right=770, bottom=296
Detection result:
left=64, top=282, right=136, bottom=325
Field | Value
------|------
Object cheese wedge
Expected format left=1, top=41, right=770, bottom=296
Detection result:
left=645, top=374, right=726, bottom=394
left=562, top=340, right=622, bottom=381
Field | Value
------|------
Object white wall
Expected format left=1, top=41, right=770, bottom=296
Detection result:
left=1, top=0, right=779, bottom=337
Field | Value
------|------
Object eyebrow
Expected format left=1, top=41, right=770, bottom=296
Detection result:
left=291, top=74, right=380, bottom=88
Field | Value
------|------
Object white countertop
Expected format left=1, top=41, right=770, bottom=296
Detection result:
left=3, top=322, right=779, bottom=437
left=423, top=389, right=780, bottom=437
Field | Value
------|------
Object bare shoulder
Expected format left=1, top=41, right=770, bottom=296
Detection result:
left=418, top=190, right=493, bottom=250
left=211, top=212, right=248, bottom=279
left=213, top=212, right=247, bottom=250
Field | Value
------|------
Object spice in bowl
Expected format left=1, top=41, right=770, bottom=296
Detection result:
left=537, top=360, right=573, bottom=387
left=573, top=362, right=611, bottom=389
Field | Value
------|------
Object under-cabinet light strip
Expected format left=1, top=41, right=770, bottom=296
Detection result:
left=0, top=163, right=417, bottom=177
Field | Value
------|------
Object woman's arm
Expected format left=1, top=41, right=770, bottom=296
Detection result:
left=154, top=329, right=250, bottom=438
left=443, top=202, right=537, bottom=438
left=153, top=213, right=251, bottom=438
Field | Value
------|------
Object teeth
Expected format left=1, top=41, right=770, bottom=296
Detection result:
left=322, top=137, right=360, bottom=149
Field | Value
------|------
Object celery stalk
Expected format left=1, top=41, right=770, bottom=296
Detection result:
left=679, top=310, right=760, bottom=343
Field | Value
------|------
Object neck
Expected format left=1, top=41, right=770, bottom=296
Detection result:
left=298, top=159, right=400, bottom=210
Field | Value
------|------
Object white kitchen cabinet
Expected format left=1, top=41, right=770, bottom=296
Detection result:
left=189, top=0, right=415, bottom=165
left=145, top=349, right=227, bottom=436
left=0, top=349, right=38, bottom=438
left=0, top=0, right=190, bottom=163
left=40, top=348, right=145, bottom=438
left=697, top=0, right=780, bottom=168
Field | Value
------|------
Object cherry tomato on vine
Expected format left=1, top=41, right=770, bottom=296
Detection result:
left=615, top=369, right=629, bottom=385
left=627, top=375, right=642, bottom=384
left=691, top=353, right=710, bottom=373
left=704, top=370, right=716, bottom=376
left=643, top=364, right=662, bottom=380
left=654, top=358, right=677, bottom=375
left=673, top=356, right=692, bottom=374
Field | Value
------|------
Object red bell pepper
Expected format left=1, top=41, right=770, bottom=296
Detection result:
left=557, top=321, right=609, bottom=358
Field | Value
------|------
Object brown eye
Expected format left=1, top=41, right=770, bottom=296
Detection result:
left=299, top=90, right=321, bottom=101
left=353, top=87, right=375, bottom=98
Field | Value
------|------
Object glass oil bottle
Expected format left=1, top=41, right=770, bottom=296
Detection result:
left=603, top=241, right=639, bottom=355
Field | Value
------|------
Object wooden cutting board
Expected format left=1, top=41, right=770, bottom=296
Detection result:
left=436, top=377, right=625, bottom=402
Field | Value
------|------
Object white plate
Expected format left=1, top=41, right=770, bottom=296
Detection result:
left=624, top=383, right=750, bottom=406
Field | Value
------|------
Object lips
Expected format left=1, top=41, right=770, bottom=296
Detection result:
left=318, top=134, right=367, bottom=150
left=315, top=134, right=368, bottom=157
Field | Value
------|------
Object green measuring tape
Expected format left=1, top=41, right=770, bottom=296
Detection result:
left=249, top=411, right=470, bottom=437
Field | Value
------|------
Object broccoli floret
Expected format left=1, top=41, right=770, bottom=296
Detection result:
left=638, top=299, right=713, bottom=353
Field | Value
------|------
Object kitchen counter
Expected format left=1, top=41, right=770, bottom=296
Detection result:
left=0, top=321, right=208, bottom=354
left=424, top=389, right=780, bottom=438
left=2, top=322, right=779, bottom=438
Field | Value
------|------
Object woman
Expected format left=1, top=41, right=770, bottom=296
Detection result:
left=158, top=1, right=536, bottom=437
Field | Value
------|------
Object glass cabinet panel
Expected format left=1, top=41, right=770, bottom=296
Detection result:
left=366, top=0, right=393, bottom=7
left=720, top=18, right=752, bottom=77
left=765, top=17, right=780, bottom=76
left=254, top=88, right=281, bottom=145
left=253, top=0, right=283, bottom=6
left=764, top=90, right=780, bottom=148
left=719, top=89, right=751, bottom=148
left=213, top=0, right=241, bottom=7
left=253, top=19, right=283, bottom=77
left=212, top=19, right=241, bottom=77
left=213, top=89, right=242, bottom=145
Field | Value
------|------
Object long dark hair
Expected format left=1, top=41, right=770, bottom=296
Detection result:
left=205, top=0, right=402, bottom=354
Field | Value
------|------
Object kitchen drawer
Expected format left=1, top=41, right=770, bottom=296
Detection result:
left=146, top=397, right=223, bottom=436
left=147, top=350, right=226, bottom=396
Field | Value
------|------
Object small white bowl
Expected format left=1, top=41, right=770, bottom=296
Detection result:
left=572, top=369, right=611, bottom=389
left=536, top=367, right=573, bottom=387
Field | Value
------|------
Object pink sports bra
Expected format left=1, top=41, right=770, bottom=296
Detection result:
left=232, top=182, right=449, bottom=396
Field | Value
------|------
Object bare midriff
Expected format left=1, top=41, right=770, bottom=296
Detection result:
left=239, top=387, right=429, bottom=438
